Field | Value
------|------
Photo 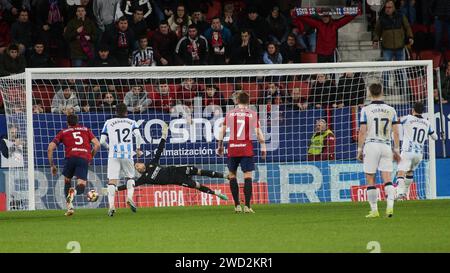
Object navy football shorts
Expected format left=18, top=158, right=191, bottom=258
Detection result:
left=227, top=157, right=255, bottom=172
left=62, top=157, right=89, bottom=181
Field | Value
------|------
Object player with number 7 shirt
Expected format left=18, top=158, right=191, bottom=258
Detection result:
left=217, top=91, right=266, bottom=213
left=47, top=114, right=101, bottom=216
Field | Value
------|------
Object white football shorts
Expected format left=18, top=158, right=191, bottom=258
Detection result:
left=397, top=152, right=423, bottom=172
left=363, top=142, right=393, bottom=173
left=107, top=158, right=135, bottom=180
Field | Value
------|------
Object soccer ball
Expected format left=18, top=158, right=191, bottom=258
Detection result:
left=86, top=190, right=99, bottom=202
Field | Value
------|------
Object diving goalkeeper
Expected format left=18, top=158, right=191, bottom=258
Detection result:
left=116, top=123, right=229, bottom=203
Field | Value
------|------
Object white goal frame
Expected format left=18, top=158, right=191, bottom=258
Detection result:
left=19, top=60, right=435, bottom=210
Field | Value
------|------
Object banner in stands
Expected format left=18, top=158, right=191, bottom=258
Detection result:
left=294, top=6, right=360, bottom=16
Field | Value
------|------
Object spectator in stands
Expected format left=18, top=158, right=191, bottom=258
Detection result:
left=307, top=118, right=335, bottom=161
left=33, top=99, right=45, bottom=113
left=102, top=16, right=135, bottom=66
left=204, top=17, right=232, bottom=65
left=266, top=6, right=289, bottom=45
left=338, top=72, right=366, bottom=106
left=0, top=44, right=26, bottom=76
left=157, top=0, right=177, bottom=20
left=98, top=91, right=118, bottom=113
left=151, top=20, right=178, bottom=65
left=399, top=0, right=416, bottom=25
left=121, top=0, right=160, bottom=30
left=81, top=84, right=104, bottom=112
left=131, top=36, right=156, bottom=66
left=10, top=9, right=32, bottom=54
left=239, top=6, right=269, bottom=44
left=202, top=84, right=226, bottom=110
left=430, top=0, right=450, bottom=51
left=292, top=7, right=358, bottom=63
left=280, top=33, right=302, bottom=63
left=88, top=44, right=119, bottom=66
left=128, top=7, right=148, bottom=41
left=230, top=29, right=263, bottom=64
left=33, top=0, right=66, bottom=58
left=64, top=5, right=96, bottom=67
left=373, top=0, right=413, bottom=61
left=66, top=0, right=95, bottom=21
left=51, top=84, right=81, bottom=114
left=168, top=3, right=192, bottom=39
left=1, top=0, right=30, bottom=22
left=27, top=41, right=55, bottom=68
left=191, top=8, right=209, bottom=35
left=124, top=83, right=151, bottom=113
left=221, top=2, right=239, bottom=36
left=176, top=78, right=201, bottom=106
left=263, top=42, right=283, bottom=64
left=93, top=0, right=121, bottom=33
left=258, top=83, right=284, bottom=105
left=308, top=74, right=336, bottom=109
left=289, top=86, right=308, bottom=111
left=148, top=80, right=176, bottom=112
left=175, top=24, right=208, bottom=65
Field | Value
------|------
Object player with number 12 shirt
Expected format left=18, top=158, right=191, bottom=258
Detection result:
left=47, top=114, right=100, bottom=216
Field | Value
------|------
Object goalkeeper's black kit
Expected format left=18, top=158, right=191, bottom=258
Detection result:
left=118, top=138, right=225, bottom=191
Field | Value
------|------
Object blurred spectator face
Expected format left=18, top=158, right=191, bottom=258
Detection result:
left=118, top=20, right=128, bottom=32
left=132, top=86, right=142, bottom=94
left=268, top=83, right=277, bottom=93
left=76, top=7, right=86, bottom=20
left=321, top=15, right=331, bottom=24
left=107, top=85, right=116, bottom=92
left=241, top=32, right=250, bottom=43
left=315, top=119, right=327, bottom=132
left=92, top=85, right=101, bottom=92
left=224, top=10, right=233, bottom=19
left=287, top=35, right=296, bottom=47
left=267, top=44, right=277, bottom=55
left=177, top=6, right=185, bottom=18
left=188, top=27, right=198, bottom=39
left=206, top=86, right=216, bottom=97
left=9, top=127, right=18, bottom=140
left=211, top=18, right=221, bottom=30
left=159, top=23, right=169, bottom=34
left=34, top=43, right=45, bottom=54
left=133, top=10, right=144, bottom=22
left=99, top=50, right=109, bottom=59
left=345, top=72, right=354, bottom=77
left=291, top=87, right=301, bottom=99
left=33, top=102, right=44, bottom=113
left=63, top=88, right=72, bottom=99
left=8, top=49, right=19, bottom=59
left=317, top=74, right=326, bottom=83
left=183, top=79, right=195, bottom=90
left=80, top=0, right=90, bottom=5
left=18, top=11, right=29, bottom=22
left=139, top=38, right=148, bottom=49
left=271, top=9, right=279, bottom=19
left=384, top=1, right=395, bottom=16
left=248, top=12, right=258, bottom=21
left=192, top=11, right=202, bottom=22
left=159, top=83, right=170, bottom=95
left=104, top=92, right=115, bottom=104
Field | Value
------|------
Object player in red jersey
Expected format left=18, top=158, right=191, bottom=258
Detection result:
left=47, top=114, right=100, bottom=216
left=217, top=91, right=266, bottom=213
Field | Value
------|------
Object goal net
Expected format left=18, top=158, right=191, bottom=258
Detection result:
left=0, top=61, right=435, bottom=211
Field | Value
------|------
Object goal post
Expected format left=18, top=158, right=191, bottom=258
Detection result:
left=0, top=60, right=436, bottom=211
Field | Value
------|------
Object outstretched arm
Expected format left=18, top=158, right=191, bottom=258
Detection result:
left=150, top=123, right=169, bottom=165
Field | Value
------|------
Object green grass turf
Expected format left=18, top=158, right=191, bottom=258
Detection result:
left=1, top=200, right=450, bottom=253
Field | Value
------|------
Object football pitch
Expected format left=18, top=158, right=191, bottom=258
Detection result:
left=1, top=200, right=450, bottom=253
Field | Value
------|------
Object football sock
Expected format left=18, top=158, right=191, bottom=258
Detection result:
left=385, top=182, right=394, bottom=210
left=107, top=184, right=116, bottom=209
left=229, top=178, right=240, bottom=206
left=367, top=186, right=378, bottom=212
left=75, top=184, right=85, bottom=195
left=127, top=179, right=135, bottom=200
left=64, top=182, right=71, bottom=197
left=405, top=175, right=413, bottom=196
left=200, top=170, right=225, bottom=179
left=396, top=176, right=406, bottom=195
left=244, top=178, right=252, bottom=208
left=199, top=185, right=215, bottom=195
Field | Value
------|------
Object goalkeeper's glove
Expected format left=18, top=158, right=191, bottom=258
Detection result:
left=161, top=122, right=169, bottom=139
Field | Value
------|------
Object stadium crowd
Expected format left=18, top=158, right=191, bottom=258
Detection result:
left=0, top=0, right=449, bottom=114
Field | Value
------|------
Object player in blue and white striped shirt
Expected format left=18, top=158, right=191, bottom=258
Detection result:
left=396, top=102, right=438, bottom=200
left=100, top=103, right=144, bottom=216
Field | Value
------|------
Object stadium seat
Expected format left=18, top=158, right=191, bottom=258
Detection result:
left=32, top=84, right=55, bottom=112
left=217, top=83, right=234, bottom=99
left=240, top=82, right=259, bottom=104
left=300, top=52, right=318, bottom=63
left=55, top=58, right=72, bottom=67
left=419, top=50, right=443, bottom=69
